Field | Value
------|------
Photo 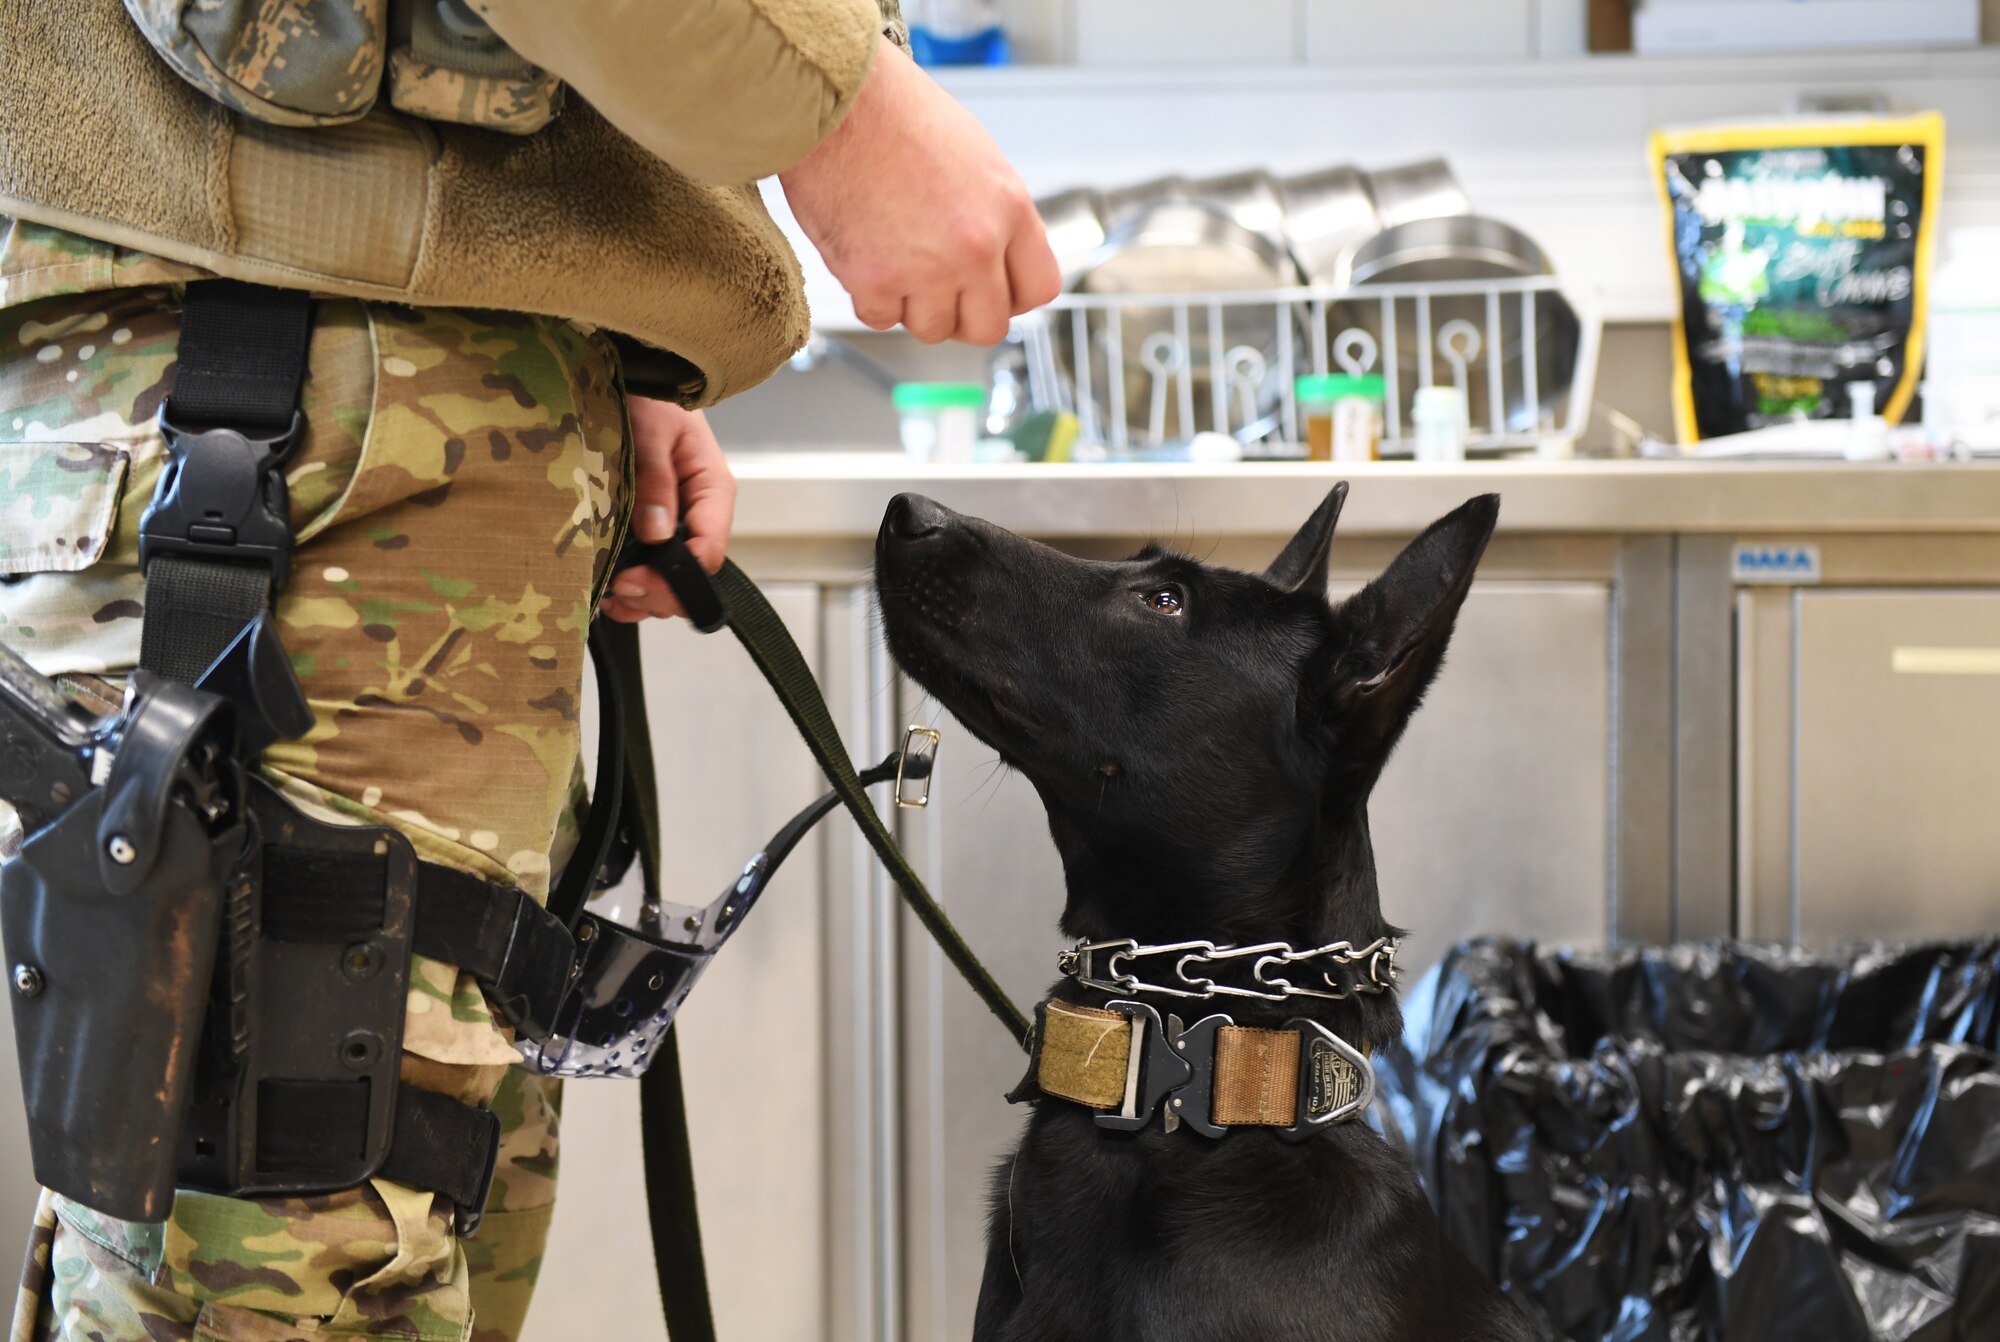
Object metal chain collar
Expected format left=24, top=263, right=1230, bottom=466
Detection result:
left=1056, top=935, right=1402, bottom=1003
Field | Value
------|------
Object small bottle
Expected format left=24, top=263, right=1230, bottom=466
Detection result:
left=1844, top=381, right=1891, bottom=462
left=907, top=0, right=1010, bottom=66
left=893, top=383, right=987, bottom=463
left=1296, top=374, right=1385, bottom=463
left=1411, top=386, right=1468, bottom=463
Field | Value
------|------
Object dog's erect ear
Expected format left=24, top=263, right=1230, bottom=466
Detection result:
left=1323, top=493, right=1499, bottom=745
left=1263, top=482, right=1349, bottom=596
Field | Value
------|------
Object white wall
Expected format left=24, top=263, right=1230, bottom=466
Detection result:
left=779, top=46, right=2000, bottom=330
left=984, top=0, right=2000, bottom=64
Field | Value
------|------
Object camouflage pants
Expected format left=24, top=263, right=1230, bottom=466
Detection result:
left=0, top=284, right=632, bottom=1341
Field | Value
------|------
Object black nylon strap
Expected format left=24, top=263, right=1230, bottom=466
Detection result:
left=138, top=553, right=273, bottom=687
left=598, top=618, right=718, bottom=1342
left=167, top=281, right=315, bottom=431
left=545, top=622, right=625, bottom=929
left=255, top=1079, right=499, bottom=1229
left=410, top=863, right=575, bottom=1040
left=640, top=1028, right=713, bottom=1342
left=140, top=281, right=313, bottom=684
left=711, top=561, right=1034, bottom=1048
left=260, top=841, right=576, bottom=1040
left=378, top=1085, right=502, bottom=1232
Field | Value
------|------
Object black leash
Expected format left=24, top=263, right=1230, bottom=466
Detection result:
left=598, top=535, right=1037, bottom=1342
left=620, top=535, right=1033, bottom=1049
left=604, top=540, right=1032, bottom=1342
left=595, top=617, right=717, bottom=1342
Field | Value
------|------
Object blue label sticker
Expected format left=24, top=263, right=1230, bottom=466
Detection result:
left=1732, top=541, right=1822, bottom=584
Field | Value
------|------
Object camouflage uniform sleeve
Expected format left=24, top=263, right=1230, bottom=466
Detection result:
left=471, top=0, right=887, bottom=185
left=879, top=0, right=908, bottom=50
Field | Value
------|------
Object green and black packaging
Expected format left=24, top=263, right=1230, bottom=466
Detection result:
left=1652, top=114, right=1944, bottom=443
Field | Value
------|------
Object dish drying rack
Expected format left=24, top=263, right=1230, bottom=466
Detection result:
left=1015, top=276, right=1603, bottom=457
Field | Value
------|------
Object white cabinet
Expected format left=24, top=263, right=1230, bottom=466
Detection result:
left=1306, top=0, right=1537, bottom=62
left=1073, top=0, right=1300, bottom=65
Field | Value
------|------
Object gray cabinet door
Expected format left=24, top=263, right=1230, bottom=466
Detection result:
left=1749, top=589, right=2000, bottom=946
left=895, top=581, right=1614, bottom=1339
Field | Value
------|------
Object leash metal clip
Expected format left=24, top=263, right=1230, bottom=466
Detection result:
left=894, top=726, right=941, bottom=808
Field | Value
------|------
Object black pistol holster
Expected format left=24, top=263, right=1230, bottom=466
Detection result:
left=0, top=662, right=241, bottom=1221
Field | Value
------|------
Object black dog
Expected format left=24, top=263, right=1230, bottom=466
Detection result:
left=874, top=485, right=1540, bottom=1342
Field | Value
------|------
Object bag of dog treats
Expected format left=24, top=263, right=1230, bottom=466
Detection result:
left=1651, top=113, right=1944, bottom=443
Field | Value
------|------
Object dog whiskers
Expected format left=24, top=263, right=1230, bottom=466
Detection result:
left=1006, top=1148, right=1024, bottom=1292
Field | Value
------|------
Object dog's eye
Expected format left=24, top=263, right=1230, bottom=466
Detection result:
left=1143, top=585, right=1186, bottom=616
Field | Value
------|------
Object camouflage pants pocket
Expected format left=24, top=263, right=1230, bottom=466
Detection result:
left=21, top=1073, right=561, bottom=1342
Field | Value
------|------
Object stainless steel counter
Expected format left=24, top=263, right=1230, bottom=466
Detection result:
left=730, top=453, right=2000, bottom=543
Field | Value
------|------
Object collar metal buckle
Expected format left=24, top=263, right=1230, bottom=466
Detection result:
left=1090, top=1000, right=1192, bottom=1132
left=1057, top=938, right=1137, bottom=994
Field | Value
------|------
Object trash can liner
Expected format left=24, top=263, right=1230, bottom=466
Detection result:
left=1375, top=939, right=2000, bottom=1342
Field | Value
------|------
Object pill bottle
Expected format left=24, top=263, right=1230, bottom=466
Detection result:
left=893, top=383, right=987, bottom=463
left=1296, top=374, right=1386, bottom=463
left=1411, top=386, right=1469, bottom=463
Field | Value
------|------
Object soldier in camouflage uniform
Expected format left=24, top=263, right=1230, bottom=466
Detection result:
left=0, top=1, right=1059, bottom=1338
left=2, top=231, right=614, bottom=1342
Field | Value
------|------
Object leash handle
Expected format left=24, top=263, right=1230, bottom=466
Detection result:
left=616, top=531, right=727, bottom=633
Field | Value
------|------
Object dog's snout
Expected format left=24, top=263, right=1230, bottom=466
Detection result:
left=885, top=493, right=950, bottom=541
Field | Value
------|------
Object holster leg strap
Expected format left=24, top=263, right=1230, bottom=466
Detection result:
left=379, top=1087, right=503, bottom=1237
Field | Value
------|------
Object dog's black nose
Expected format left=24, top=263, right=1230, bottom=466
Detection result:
left=885, top=493, right=949, bottom=541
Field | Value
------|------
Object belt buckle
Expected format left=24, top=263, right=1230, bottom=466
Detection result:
left=1090, top=1000, right=1193, bottom=1133
left=138, top=408, right=305, bottom=591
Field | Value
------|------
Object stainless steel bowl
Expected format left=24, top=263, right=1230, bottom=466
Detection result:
left=1367, top=158, right=1472, bottom=230
left=1100, top=175, right=1194, bottom=234
left=1064, top=201, right=1304, bottom=443
left=1081, top=200, right=1297, bottom=295
left=1035, top=187, right=1109, bottom=285
left=1278, top=164, right=1381, bottom=287
left=1338, top=215, right=1580, bottom=441
left=1190, top=169, right=1291, bottom=263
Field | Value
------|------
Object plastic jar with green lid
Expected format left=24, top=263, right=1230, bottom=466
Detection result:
left=893, top=382, right=987, bottom=463
left=1296, top=373, right=1387, bottom=463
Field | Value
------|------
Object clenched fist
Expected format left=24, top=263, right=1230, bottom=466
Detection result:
left=780, top=37, right=1062, bottom=346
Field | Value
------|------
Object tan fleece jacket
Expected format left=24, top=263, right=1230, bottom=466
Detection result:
left=0, top=1, right=901, bottom=405
left=473, top=0, right=891, bottom=185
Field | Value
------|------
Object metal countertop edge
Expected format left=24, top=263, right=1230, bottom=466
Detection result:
left=727, top=457, right=2000, bottom=539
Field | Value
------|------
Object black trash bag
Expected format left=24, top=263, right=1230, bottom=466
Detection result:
left=1375, top=939, right=2000, bottom=1342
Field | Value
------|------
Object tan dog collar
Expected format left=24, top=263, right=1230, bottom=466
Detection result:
left=1030, top=997, right=1374, bottom=1140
